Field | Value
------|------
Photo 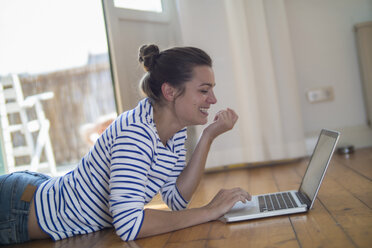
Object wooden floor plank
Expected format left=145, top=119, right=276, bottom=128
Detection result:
left=327, top=159, right=372, bottom=208
left=246, top=166, right=279, bottom=195
left=334, top=148, right=372, bottom=180
left=272, top=160, right=357, bottom=248
left=204, top=164, right=300, bottom=248
left=145, top=194, right=169, bottom=211
left=222, top=167, right=250, bottom=190
left=291, top=154, right=372, bottom=247
left=188, top=170, right=228, bottom=208
left=207, top=218, right=299, bottom=248
left=167, top=222, right=211, bottom=244
left=289, top=201, right=356, bottom=248
left=125, top=232, right=171, bottom=248
left=276, top=161, right=353, bottom=247
left=317, top=175, right=372, bottom=248
left=164, top=240, right=207, bottom=248
left=271, top=161, right=305, bottom=191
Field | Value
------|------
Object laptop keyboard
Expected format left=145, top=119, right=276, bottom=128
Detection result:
left=258, top=192, right=299, bottom=212
left=295, top=191, right=308, bottom=205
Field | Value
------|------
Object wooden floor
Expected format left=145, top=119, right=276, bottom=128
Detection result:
left=6, top=147, right=372, bottom=248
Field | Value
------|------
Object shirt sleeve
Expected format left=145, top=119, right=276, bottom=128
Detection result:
left=160, top=147, right=189, bottom=211
left=109, top=129, right=154, bottom=241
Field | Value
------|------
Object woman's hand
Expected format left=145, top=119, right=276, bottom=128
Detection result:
left=204, top=108, right=238, bottom=141
left=203, top=188, right=251, bottom=221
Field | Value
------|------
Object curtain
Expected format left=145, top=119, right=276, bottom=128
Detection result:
left=177, top=0, right=306, bottom=168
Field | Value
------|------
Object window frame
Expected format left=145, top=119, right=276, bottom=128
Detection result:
left=111, top=0, right=171, bottom=23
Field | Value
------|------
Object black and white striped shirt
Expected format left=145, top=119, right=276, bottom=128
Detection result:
left=34, top=98, right=188, bottom=241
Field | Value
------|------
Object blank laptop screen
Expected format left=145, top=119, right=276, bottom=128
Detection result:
left=299, top=130, right=339, bottom=203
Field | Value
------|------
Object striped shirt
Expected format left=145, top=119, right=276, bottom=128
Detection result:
left=34, top=98, right=189, bottom=241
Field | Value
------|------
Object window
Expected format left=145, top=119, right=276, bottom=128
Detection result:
left=113, top=0, right=162, bottom=13
left=0, top=0, right=117, bottom=175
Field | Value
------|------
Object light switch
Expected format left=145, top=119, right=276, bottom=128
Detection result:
left=306, top=87, right=334, bottom=103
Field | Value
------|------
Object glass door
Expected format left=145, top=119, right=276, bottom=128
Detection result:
left=0, top=0, right=117, bottom=175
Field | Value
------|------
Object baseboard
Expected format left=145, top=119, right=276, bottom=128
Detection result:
left=305, top=124, right=372, bottom=155
left=204, top=157, right=303, bottom=173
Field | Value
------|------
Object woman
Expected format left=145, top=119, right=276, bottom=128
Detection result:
left=0, top=44, right=251, bottom=244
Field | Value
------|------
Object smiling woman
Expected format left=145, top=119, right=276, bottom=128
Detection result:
left=0, top=44, right=250, bottom=245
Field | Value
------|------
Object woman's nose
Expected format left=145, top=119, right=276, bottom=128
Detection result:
left=208, top=91, right=217, bottom=104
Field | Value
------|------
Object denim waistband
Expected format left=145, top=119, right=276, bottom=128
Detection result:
left=0, top=171, right=51, bottom=245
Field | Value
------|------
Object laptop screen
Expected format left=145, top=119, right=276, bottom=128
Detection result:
left=299, top=129, right=340, bottom=208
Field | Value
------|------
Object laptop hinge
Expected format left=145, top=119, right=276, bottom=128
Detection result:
left=297, top=191, right=312, bottom=208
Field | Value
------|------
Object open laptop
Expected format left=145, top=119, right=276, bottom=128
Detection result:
left=222, top=129, right=340, bottom=222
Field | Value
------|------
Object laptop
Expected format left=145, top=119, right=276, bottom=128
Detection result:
left=222, top=129, right=340, bottom=222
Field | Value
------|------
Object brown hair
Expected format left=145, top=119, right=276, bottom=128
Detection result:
left=138, top=44, right=212, bottom=103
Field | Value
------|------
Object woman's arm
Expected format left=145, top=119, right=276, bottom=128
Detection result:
left=137, top=108, right=249, bottom=239
left=137, top=187, right=250, bottom=239
left=176, top=108, right=239, bottom=201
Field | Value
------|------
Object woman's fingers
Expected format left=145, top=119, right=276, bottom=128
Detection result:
left=215, top=108, right=238, bottom=124
left=207, top=108, right=239, bottom=139
left=220, top=109, right=238, bottom=128
left=230, top=187, right=251, bottom=203
left=227, top=108, right=239, bottom=123
left=204, top=188, right=252, bottom=220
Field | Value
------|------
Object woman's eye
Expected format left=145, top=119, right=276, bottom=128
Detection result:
left=200, top=90, right=208, bottom=94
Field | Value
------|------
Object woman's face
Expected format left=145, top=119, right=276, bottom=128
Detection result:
left=173, top=66, right=217, bottom=126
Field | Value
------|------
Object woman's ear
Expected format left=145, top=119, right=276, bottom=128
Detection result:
left=161, top=83, right=176, bottom=102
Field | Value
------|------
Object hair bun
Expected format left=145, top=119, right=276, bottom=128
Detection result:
left=139, top=44, right=160, bottom=72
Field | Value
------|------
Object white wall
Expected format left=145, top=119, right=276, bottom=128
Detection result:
left=177, top=0, right=372, bottom=153
left=177, top=0, right=236, bottom=115
left=284, top=0, right=372, bottom=149
left=177, top=0, right=245, bottom=165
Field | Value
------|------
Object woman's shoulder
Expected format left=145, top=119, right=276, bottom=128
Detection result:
left=114, top=103, right=157, bottom=143
left=114, top=114, right=156, bottom=137
left=174, top=127, right=187, bottom=141
left=117, top=98, right=153, bottom=125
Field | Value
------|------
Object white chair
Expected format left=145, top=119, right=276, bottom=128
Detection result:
left=0, top=74, right=56, bottom=175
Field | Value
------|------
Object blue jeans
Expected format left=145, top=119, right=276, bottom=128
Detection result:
left=0, top=171, right=51, bottom=245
